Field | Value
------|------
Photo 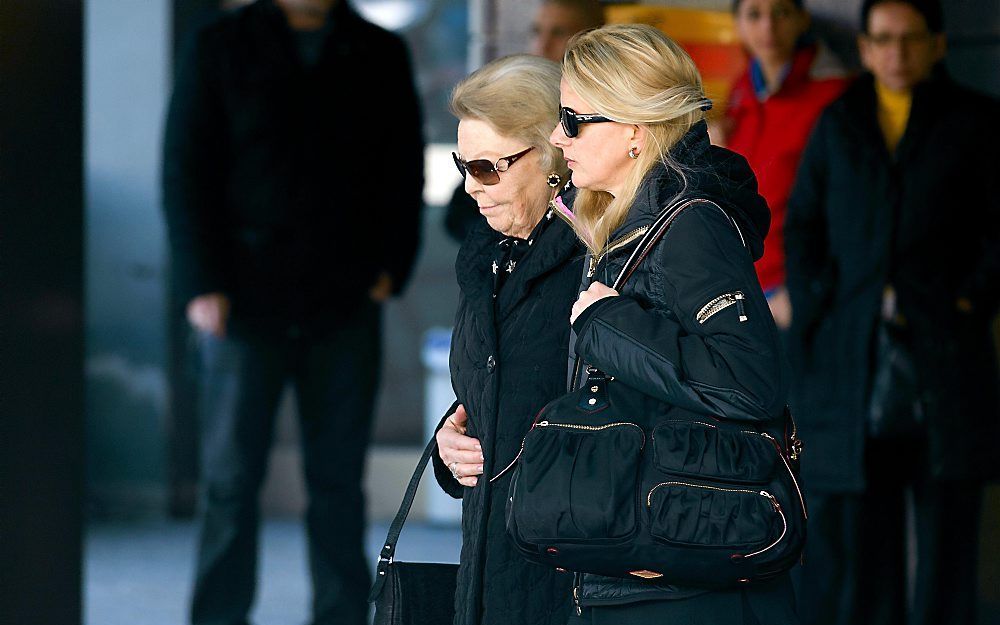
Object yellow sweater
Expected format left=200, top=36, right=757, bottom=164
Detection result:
left=875, top=81, right=912, bottom=153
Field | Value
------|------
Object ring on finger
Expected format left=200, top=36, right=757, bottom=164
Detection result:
left=449, top=461, right=460, bottom=480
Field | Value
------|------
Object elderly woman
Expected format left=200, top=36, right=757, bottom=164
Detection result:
left=432, top=55, right=582, bottom=625
left=550, top=25, right=798, bottom=624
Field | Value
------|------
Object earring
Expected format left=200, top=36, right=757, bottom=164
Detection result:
left=628, top=147, right=639, bottom=159
left=546, top=172, right=561, bottom=188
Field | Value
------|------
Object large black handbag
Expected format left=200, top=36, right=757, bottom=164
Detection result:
left=505, top=198, right=807, bottom=588
left=369, top=435, right=457, bottom=625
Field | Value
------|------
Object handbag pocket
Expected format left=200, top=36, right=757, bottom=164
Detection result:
left=512, top=421, right=644, bottom=542
left=652, top=421, right=777, bottom=484
left=646, top=481, right=786, bottom=556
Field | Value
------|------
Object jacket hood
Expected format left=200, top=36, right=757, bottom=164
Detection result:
left=626, top=121, right=771, bottom=261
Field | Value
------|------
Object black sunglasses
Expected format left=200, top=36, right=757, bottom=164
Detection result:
left=559, top=107, right=613, bottom=138
left=559, top=100, right=714, bottom=139
left=452, top=146, right=534, bottom=186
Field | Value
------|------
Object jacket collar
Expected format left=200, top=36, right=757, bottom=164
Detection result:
left=840, top=69, right=954, bottom=164
left=496, top=213, right=582, bottom=322
left=456, top=211, right=583, bottom=322
left=602, top=121, right=770, bottom=262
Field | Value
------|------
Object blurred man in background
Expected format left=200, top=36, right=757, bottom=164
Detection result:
left=162, top=1, right=423, bottom=624
left=784, top=1, right=1000, bottom=624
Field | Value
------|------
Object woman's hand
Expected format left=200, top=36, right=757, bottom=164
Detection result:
left=436, top=404, right=484, bottom=487
left=571, top=282, right=619, bottom=325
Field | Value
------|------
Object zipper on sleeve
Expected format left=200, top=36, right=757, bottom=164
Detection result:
left=695, top=291, right=747, bottom=324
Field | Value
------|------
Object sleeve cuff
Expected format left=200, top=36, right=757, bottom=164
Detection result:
left=571, top=295, right=625, bottom=344
left=430, top=401, right=465, bottom=500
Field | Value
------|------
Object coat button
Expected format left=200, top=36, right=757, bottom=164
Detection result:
left=486, top=355, right=496, bottom=372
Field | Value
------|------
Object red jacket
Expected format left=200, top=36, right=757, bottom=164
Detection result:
left=725, top=44, right=849, bottom=292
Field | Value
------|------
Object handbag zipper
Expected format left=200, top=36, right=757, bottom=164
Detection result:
left=490, top=408, right=545, bottom=483
left=742, top=430, right=808, bottom=520
left=536, top=420, right=646, bottom=449
left=646, top=422, right=805, bottom=518
left=646, top=481, right=787, bottom=559
left=695, top=291, right=747, bottom=324
left=489, top=439, right=525, bottom=483
left=650, top=419, right=717, bottom=444
left=787, top=412, right=802, bottom=462
left=587, top=227, right=649, bottom=278
left=491, top=417, right=644, bottom=482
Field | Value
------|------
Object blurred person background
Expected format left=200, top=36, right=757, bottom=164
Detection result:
left=714, top=0, right=849, bottom=329
left=3, top=1, right=1000, bottom=625
left=161, top=1, right=424, bottom=624
left=784, top=1, right=1000, bottom=623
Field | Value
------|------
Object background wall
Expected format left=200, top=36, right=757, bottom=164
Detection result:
left=85, top=0, right=172, bottom=516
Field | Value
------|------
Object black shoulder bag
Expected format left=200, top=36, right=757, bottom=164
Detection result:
left=368, top=436, right=457, bottom=625
left=505, top=198, right=807, bottom=588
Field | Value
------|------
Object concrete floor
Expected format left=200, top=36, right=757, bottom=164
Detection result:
left=85, top=518, right=1000, bottom=625
left=84, top=519, right=462, bottom=625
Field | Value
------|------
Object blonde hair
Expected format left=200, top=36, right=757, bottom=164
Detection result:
left=563, top=24, right=708, bottom=254
left=450, top=54, right=568, bottom=180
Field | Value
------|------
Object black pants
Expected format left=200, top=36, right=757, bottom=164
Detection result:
left=795, top=438, right=983, bottom=625
left=189, top=308, right=381, bottom=625
left=568, top=573, right=799, bottom=625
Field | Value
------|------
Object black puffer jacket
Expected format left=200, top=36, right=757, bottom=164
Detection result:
left=568, top=122, right=790, bottom=607
left=432, top=213, right=585, bottom=625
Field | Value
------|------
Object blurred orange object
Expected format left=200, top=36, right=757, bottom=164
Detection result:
left=605, top=5, right=747, bottom=116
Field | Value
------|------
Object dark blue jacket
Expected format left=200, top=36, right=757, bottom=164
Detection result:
left=785, top=72, right=1000, bottom=492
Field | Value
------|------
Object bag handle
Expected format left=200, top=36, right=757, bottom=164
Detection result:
left=368, top=432, right=440, bottom=602
left=572, top=197, right=742, bottom=388
left=613, top=197, right=740, bottom=289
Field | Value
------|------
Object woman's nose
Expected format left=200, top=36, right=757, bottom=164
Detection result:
left=464, top=173, right=483, bottom=195
left=549, top=122, right=567, bottom=147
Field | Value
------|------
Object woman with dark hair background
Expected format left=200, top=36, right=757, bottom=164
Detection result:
left=716, top=0, right=849, bottom=329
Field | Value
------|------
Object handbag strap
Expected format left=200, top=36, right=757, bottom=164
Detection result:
left=572, top=197, right=743, bottom=388
left=368, top=433, right=440, bottom=602
left=613, top=197, right=740, bottom=290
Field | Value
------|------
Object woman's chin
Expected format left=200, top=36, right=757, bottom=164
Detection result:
left=484, top=214, right=508, bottom=234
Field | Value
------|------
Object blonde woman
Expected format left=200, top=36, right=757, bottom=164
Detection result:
left=432, top=55, right=582, bottom=625
left=551, top=25, right=798, bottom=624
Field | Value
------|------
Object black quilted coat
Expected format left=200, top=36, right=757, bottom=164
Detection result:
left=568, top=122, right=795, bottom=614
left=432, top=213, right=585, bottom=625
